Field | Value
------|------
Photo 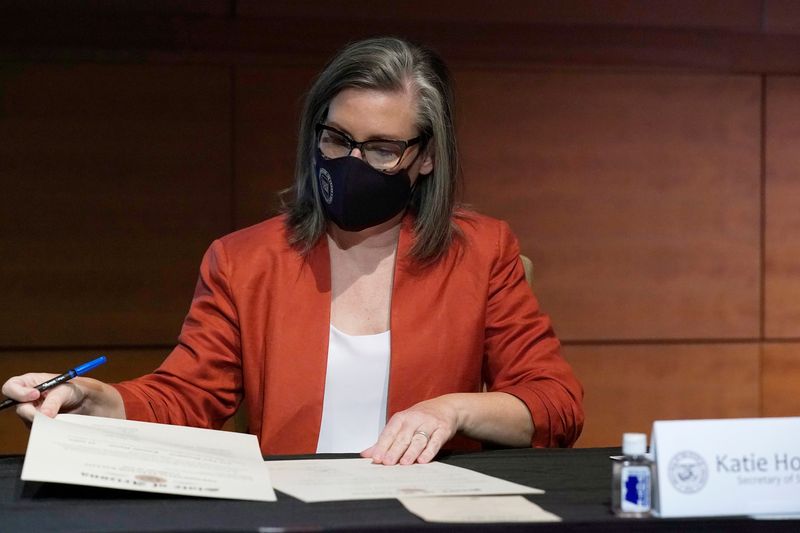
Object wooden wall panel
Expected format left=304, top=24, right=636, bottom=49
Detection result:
left=0, top=64, right=232, bottom=347
left=563, top=343, right=760, bottom=447
left=765, top=77, right=800, bottom=339
left=0, top=349, right=170, bottom=453
left=237, top=0, right=762, bottom=30
left=0, top=1, right=229, bottom=15
left=765, top=0, right=800, bottom=34
left=234, top=66, right=318, bottom=229
left=762, top=343, right=800, bottom=416
left=456, top=72, right=761, bottom=341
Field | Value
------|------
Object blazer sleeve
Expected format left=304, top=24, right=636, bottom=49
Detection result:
left=482, top=221, right=585, bottom=447
left=112, top=239, right=243, bottom=429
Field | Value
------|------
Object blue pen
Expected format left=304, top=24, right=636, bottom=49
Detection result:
left=0, top=356, right=107, bottom=411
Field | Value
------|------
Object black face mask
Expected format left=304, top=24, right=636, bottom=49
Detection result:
left=315, top=150, right=413, bottom=232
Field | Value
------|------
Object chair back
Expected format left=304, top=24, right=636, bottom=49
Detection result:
left=520, top=254, right=534, bottom=287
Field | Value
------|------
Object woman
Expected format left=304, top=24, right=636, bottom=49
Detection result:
left=2, top=37, right=583, bottom=465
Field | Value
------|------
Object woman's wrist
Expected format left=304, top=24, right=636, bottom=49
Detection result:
left=443, top=391, right=533, bottom=447
left=76, top=378, right=126, bottom=419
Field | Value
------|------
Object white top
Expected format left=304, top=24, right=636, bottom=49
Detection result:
left=315, top=324, right=391, bottom=453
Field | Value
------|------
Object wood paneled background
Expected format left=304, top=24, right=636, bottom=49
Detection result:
left=1, top=1, right=799, bottom=453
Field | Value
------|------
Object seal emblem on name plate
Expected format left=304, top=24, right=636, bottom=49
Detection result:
left=668, top=450, right=708, bottom=494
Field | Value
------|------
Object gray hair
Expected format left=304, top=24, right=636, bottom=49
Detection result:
left=280, top=36, right=460, bottom=263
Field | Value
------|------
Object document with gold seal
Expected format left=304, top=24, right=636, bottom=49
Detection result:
left=21, top=413, right=276, bottom=501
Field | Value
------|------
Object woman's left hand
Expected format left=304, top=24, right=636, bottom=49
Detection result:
left=361, top=395, right=460, bottom=465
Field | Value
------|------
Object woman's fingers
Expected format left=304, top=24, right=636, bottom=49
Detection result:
left=363, top=396, right=459, bottom=465
left=37, top=383, right=80, bottom=418
left=2, top=373, right=84, bottom=421
left=15, top=402, right=39, bottom=424
left=2, top=374, right=49, bottom=403
left=398, top=428, right=435, bottom=465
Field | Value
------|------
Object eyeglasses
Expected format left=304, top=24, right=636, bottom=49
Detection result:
left=316, top=123, right=424, bottom=172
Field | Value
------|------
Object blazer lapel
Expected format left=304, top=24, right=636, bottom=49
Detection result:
left=260, top=236, right=331, bottom=454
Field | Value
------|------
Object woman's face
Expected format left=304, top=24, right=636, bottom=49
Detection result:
left=323, top=87, right=434, bottom=184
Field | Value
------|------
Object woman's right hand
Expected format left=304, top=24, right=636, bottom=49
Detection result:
left=1, top=374, right=124, bottom=423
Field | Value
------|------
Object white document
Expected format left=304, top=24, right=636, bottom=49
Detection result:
left=398, top=495, right=561, bottom=523
left=267, top=457, right=543, bottom=502
left=21, top=413, right=276, bottom=502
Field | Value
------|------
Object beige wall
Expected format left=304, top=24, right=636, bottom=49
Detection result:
left=2, top=1, right=800, bottom=452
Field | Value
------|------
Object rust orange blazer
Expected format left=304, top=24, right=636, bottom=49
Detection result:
left=114, top=211, right=584, bottom=455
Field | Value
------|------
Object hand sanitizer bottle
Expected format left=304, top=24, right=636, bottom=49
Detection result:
left=612, top=432, right=653, bottom=517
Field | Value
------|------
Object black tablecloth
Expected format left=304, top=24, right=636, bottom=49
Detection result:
left=2, top=447, right=798, bottom=532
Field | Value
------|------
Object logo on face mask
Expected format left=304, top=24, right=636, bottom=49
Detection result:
left=319, top=168, right=334, bottom=204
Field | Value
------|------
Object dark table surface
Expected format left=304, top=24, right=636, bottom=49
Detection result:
left=2, top=447, right=799, bottom=532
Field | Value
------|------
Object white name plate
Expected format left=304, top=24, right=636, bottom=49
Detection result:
left=651, top=417, right=800, bottom=518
